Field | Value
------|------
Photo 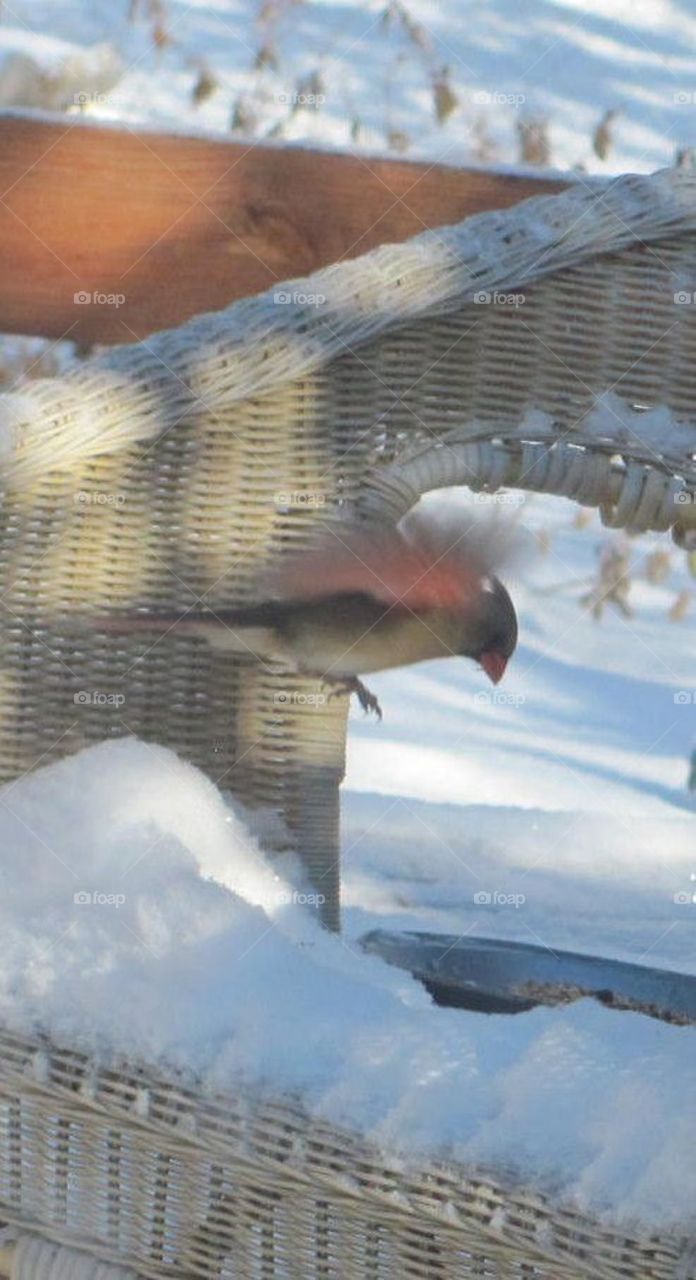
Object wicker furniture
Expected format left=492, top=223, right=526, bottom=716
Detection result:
left=0, top=165, right=693, bottom=1278
left=1, top=166, right=695, bottom=931
left=0, top=1028, right=692, bottom=1280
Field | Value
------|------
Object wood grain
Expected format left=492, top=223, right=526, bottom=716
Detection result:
left=0, top=116, right=568, bottom=343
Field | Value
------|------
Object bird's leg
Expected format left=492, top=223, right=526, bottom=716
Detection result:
left=323, top=676, right=382, bottom=720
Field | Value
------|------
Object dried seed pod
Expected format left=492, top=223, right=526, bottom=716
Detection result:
left=644, top=548, right=671, bottom=584
left=387, top=128, right=410, bottom=152
left=433, top=69, right=458, bottom=124
left=593, top=108, right=620, bottom=162
left=517, top=118, right=551, bottom=167
left=669, top=589, right=691, bottom=622
left=192, top=68, right=219, bottom=106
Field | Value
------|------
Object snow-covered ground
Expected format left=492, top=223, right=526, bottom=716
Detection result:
left=3, top=0, right=696, bottom=172
left=343, top=493, right=696, bottom=974
left=0, top=0, right=694, bottom=1235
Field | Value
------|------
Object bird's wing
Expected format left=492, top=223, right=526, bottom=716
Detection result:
left=268, top=517, right=484, bottom=613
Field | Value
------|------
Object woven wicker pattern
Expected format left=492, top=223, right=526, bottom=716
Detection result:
left=0, top=1028, right=690, bottom=1280
left=0, top=168, right=695, bottom=936
left=2, top=167, right=696, bottom=487
left=7, top=1234, right=137, bottom=1278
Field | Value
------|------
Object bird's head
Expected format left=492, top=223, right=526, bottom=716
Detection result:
left=458, top=577, right=518, bottom=684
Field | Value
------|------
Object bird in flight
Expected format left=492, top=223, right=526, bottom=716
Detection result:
left=94, top=509, right=518, bottom=719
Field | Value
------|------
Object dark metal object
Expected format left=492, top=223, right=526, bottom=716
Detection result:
left=360, top=930, right=696, bottom=1024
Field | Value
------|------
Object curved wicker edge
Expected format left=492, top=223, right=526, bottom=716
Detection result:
left=355, top=435, right=696, bottom=540
left=4, top=168, right=696, bottom=486
left=0, top=1027, right=690, bottom=1280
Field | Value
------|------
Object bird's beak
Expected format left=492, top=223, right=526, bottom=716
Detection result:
left=480, top=650, right=507, bottom=684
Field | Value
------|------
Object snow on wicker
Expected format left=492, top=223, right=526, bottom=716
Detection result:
left=0, top=738, right=692, bottom=1280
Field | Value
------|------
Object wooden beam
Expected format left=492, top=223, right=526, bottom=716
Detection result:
left=0, top=116, right=569, bottom=343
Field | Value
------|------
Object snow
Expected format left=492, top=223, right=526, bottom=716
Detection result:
left=343, top=493, right=696, bottom=977
left=578, top=392, right=696, bottom=464
left=0, top=734, right=694, bottom=1230
left=0, top=0, right=694, bottom=1239
left=2, top=0, right=696, bottom=171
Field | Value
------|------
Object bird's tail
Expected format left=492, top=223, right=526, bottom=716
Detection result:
left=92, top=603, right=283, bottom=653
left=95, top=602, right=279, bottom=631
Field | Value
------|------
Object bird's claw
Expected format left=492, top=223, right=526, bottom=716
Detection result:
left=350, top=677, right=383, bottom=719
left=325, top=677, right=382, bottom=720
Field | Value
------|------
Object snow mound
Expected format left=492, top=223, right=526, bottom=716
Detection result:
left=0, top=738, right=693, bottom=1230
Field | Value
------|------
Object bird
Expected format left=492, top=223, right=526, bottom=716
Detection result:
left=94, top=510, right=518, bottom=719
